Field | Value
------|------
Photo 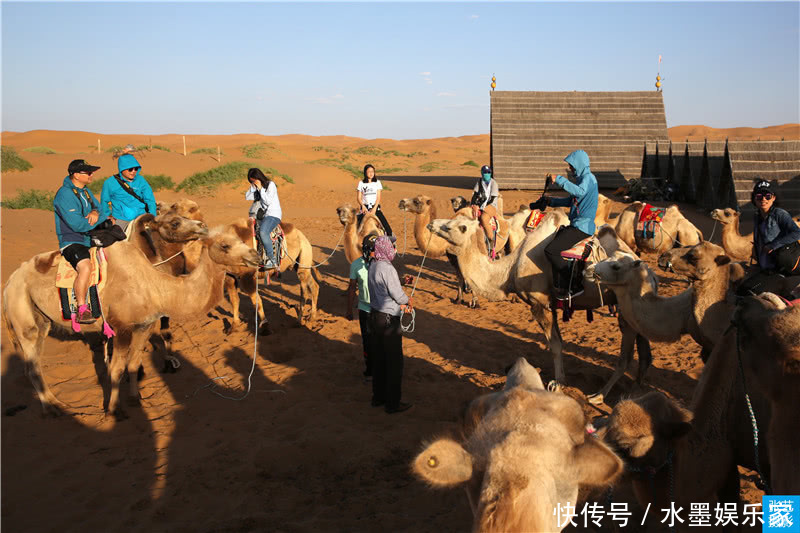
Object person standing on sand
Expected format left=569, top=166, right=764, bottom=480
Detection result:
left=368, top=235, right=412, bottom=414
left=54, top=159, right=108, bottom=326
left=357, top=164, right=393, bottom=236
left=347, top=233, right=379, bottom=381
left=99, top=153, right=157, bottom=232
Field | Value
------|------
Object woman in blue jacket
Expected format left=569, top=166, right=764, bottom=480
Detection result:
left=529, top=150, right=599, bottom=299
left=99, top=153, right=157, bottom=231
left=54, top=159, right=108, bottom=325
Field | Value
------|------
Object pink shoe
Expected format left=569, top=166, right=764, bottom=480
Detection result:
left=71, top=313, right=81, bottom=333
left=76, top=305, right=96, bottom=324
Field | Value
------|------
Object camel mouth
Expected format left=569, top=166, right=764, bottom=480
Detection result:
left=397, top=199, right=408, bottom=211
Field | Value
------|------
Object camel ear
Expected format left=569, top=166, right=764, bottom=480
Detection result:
left=633, top=260, right=643, bottom=268
left=413, top=439, right=473, bottom=488
left=426, top=198, right=431, bottom=205
left=505, top=357, right=544, bottom=390
left=714, top=255, right=731, bottom=266
left=572, top=437, right=624, bottom=487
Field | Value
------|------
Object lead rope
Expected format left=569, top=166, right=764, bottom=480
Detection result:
left=400, top=230, right=434, bottom=333
left=278, top=226, right=346, bottom=269
left=733, top=324, right=772, bottom=494
left=152, top=250, right=183, bottom=267
left=400, top=211, right=408, bottom=257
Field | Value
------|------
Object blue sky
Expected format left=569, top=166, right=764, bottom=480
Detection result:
left=2, top=1, right=798, bottom=139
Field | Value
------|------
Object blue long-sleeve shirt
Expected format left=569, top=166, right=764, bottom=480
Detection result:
left=754, top=206, right=800, bottom=269
left=99, top=153, right=157, bottom=221
left=53, top=176, right=108, bottom=248
left=547, top=150, right=599, bottom=235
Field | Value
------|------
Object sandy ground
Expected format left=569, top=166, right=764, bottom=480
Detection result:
left=2, top=126, right=796, bottom=532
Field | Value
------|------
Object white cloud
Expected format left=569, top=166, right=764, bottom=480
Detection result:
left=424, top=78, right=432, bottom=84
left=470, top=14, right=479, bottom=19
left=437, top=91, right=456, bottom=97
left=419, top=71, right=431, bottom=76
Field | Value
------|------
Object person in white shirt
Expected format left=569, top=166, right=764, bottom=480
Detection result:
left=470, top=164, right=500, bottom=247
left=245, top=168, right=282, bottom=269
left=356, top=164, right=393, bottom=236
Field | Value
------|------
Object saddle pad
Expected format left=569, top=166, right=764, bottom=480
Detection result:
left=561, top=237, right=594, bottom=261
left=55, top=248, right=106, bottom=290
left=638, top=204, right=666, bottom=225
left=525, top=210, right=546, bottom=232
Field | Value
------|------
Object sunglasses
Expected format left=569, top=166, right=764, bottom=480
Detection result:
left=755, top=193, right=774, bottom=201
left=124, top=167, right=141, bottom=173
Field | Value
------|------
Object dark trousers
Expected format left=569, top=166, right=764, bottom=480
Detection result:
left=369, top=310, right=404, bottom=410
left=358, top=309, right=373, bottom=376
left=544, top=226, right=591, bottom=287
left=357, top=205, right=393, bottom=236
left=735, top=268, right=782, bottom=297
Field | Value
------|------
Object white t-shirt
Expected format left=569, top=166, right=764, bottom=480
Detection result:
left=245, top=181, right=282, bottom=219
left=357, top=180, right=383, bottom=209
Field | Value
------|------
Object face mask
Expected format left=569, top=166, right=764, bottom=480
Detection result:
left=482, top=173, right=491, bottom=183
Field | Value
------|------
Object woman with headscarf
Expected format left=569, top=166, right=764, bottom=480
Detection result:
left=367, top=235, right=412, bottom=414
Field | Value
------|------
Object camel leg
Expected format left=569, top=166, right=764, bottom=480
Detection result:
left=10, top=308, right=66, bottom=416
left=530, top=301, right=564, bottom=385
left=588, top=317, right=637, bottom=405
left=107, top=329, right=132, bottom=419
left=297, top=268, right=319, bottom=324
left=224, top=274, right=246, bottom=333
left=125, top=326, right=153, bottom=408
left=240, top=271, right=269, bottom=335
left=634, top=333, right=652, bottom=385
left=446, top=253, right=465, bottom=304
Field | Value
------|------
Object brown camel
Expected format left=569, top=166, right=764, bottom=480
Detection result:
left=2, top=233, right=260, bottom=419
left=615, top=202, right=703, bottom=254
left=710, top=208, right=753, bottom=261
left=446, top=195, right=510, bottom=255
left=732, top=293, right=800, bottom=495
left=428, top=215, right=652, bottom=394
left=336, top=204, right=384, bottom=263
left=163, top=202, right=321, bottom=330
left=414, top=357, right=623, bottom=533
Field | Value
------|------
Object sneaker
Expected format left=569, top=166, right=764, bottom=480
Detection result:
left=385, top=402, right=413, bottom=414
left=77, top=307, right=96, bottom=324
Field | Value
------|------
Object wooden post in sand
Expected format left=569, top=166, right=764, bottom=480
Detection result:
left=97, top=139, right=101, bottom=154
left=183, top=136, right=186, bottom=156
left=217, top=146, right=221, bottom=162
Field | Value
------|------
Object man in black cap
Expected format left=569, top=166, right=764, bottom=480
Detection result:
left=53, top=159, right=108, bottom=326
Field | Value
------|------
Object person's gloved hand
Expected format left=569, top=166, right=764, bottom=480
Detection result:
left=529, top=198, right=548, bottom=211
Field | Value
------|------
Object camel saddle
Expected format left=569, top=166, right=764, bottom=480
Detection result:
left=253, top=222, right=287, bottom=264
left=55, top=248, right=108, bottom=321
left=636, top=203, right=666, bottom=241
left=524, top=209, right=546, bottom=233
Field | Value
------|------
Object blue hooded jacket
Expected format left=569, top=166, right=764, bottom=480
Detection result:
left=548, top=150, right=599, bottom=235
left=99, top=154, right=157, bottom=221
left=53, top=176, right=108, bottom=248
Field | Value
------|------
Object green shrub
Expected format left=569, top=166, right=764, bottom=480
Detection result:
left=379, top=167, right=406, bottom=174
left=462, top=160, right=479, bottom=167
left=23, top=146, right=58, bottom=155
left=261, top=167, right=294, bottom=184
left=1, top=189, right=55, bottom=210
left=151, top=145, right=171, bottom=152
left=241, top=144, right=268, bottom=158
left=419, top=162, right=443, bottom=173
left=105, top=145, right=124, bottom=153
left=176, top=162, right=251, bottom=194
left=353, top=145, right=383, bottom=156
left=191, top=147, right=222, bottom=155
left=1, top=147, right=33, bottom=172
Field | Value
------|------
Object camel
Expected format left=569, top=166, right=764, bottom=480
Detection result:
left=164, top=201, right=320, bottom=330
left=428, top=215, right=652, bottom=394
left=709, top=208, right=752, bottom=261
left=2, top=233, right=260, bottom=419
left=446, top=196, right=510, bottom=256
left=414, top=358, right=623, bottom=533
left=731, top=293, right=800, bottom=495
left=615, top=202, right=703, bottom=255
left=336, top=204, right=384, bottom=264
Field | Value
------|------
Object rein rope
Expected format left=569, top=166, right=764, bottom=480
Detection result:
left=152, top=250, right=184, bottom=267
left=277, top=225, right=346, bottom=270
left=400, top=229, right=434, bottom=333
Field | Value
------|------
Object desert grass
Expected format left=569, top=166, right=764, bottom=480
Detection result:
left=176, top=162, right=293, bottom=194
left=1, top=147, right=33, bottom=172
left=23, top=146, right=58, bottom=155
left=1, top=189, right=55, bottom=210
left=192, top=147, right=224, bottom=156
left=462, top=160, right=479, bottom=167
left=418, top=162, right=444, bottom=173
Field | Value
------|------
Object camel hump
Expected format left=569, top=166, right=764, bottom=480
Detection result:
left=34, top=251, right=61, bottom=274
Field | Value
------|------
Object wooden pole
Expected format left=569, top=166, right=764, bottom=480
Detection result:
left=183, top=136, right=186, bottom=156
left=217, top=146, right=221, bottom=162
left=97, top=138, right=101, bottom=153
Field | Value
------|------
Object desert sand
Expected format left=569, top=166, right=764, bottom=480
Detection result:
left=2, top=124, right=797, bottom=532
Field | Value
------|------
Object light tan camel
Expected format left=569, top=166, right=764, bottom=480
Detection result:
left=710, top=208, right=752, bottom=261
left=414, top=357, right=623, bottom=533
left=615, top=202, right=703, bottom=255
left=2, top=233, right=260, bottom=419
left=336, top=204, right=384, bottom=263
left=428, top=215, right=651, bottom=393
left=595, top=193, right=614, bottom=227
left=164, top=201, right=320, bottom=330
left=732, top=293, right=800, bottom=495
left=446, top=195, right=510, bottom=255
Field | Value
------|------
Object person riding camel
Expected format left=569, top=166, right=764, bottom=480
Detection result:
left=99, top=153, right=157, bottom=232
left=529, top=150, right=599, bottom=300
left=470, top=165, right=501, bottom=257
left=246, top=167, right=282, bottom=270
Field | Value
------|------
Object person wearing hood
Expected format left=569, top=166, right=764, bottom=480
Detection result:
left=99, top=153, right=157, bottom=232
left=367, top=235, right=412, bottom=414
left=470, top=164, right=501, bottom=253
left=529, top=150, right=599, bottom=299
left=53, top=159, right=108, bottom=325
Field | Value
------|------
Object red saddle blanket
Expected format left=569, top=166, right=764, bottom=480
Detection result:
left=524, top=210, right=546, bottom=232
left=560, top=237, right=594, bottom=261
left=638, top=203, right=666, bottom=224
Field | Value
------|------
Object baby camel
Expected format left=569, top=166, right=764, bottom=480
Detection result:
left=414, top=358, right=622, bottom=533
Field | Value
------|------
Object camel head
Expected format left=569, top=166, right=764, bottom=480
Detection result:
left=336, top=204, right=357, bottom=227
left=710, top=207, right=740, bottom=226
left=733, top=293, right=800, bottom=383
left=162, top=198, right=204, bottom=222
left=204, top=232, right=261, bottom=268
left=657, top=242, right=731, bottom=280
left=600, top=391, right=692, bottom=474
left=414, top=358, right=623, bottom=532
left=586, top=258, right=657, bottom=293
left=427, top=218, right=480, bottom=251
left=405, top=195, right=433, bottom=215
left=397, top=198, right=410, bottom=211
left=450, top=196, right=469, bottom=213
left=149, top=213, right=208, bottom=243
